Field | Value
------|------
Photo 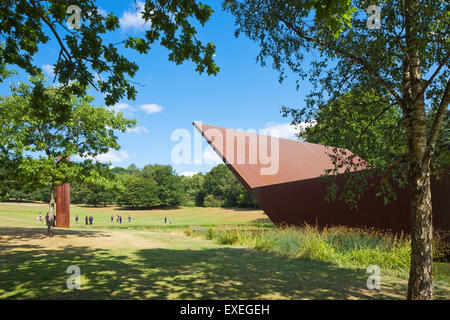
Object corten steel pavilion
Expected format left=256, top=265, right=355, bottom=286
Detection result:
left=193, top=122, right=450, bottom=234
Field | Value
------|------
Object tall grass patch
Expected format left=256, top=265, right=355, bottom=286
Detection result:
left=189, top=224, right=413, bottom=270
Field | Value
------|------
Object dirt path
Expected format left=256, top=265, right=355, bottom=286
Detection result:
left=0, top=227, right=176, bottom=250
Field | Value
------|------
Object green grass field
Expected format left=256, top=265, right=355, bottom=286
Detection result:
left=0, top=202, right=448, bottom=299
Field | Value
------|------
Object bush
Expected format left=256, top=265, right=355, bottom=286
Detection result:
left=203, top=194, right=224, bottom=207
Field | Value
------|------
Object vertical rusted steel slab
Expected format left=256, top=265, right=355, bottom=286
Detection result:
left=56, top=156, right=70, bottom=228
left=56, top=183, right=70, bottom=228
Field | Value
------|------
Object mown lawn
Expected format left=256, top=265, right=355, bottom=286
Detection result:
left=0, top=202, right=269, bottom=230
left=0, top=202, right=448, bottom=299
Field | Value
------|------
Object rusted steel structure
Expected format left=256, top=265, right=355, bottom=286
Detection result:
left=56, top=183, right=70, bottom=228
left=56, top=156, right=70, bottom=228
left=194, top=122, right=449, bottom=233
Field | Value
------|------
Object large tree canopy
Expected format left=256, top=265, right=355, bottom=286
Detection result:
left=0, top=77, right=135, bottom=234
left=0, top=0, right=219, bottom=105
left=224, top=0, right=449, bottom=299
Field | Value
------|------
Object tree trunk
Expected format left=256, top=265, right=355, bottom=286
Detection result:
left=47, top=184, right=55, bottom=237
left=406, top=160, right=433, bottom=299
left=402, top=0, right=434, bottom=300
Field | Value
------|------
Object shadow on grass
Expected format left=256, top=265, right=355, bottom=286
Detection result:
left=0, top=242, right=409, bottom=300
left=0, top=227, right=109, bottom=241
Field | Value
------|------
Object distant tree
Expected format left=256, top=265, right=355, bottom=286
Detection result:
left=202, top=194, right=223, bottom=207
left=0, top=78, right=134, bottom=235
left=116, top=174, right=160, bottom=208
left=181, top=173, right=205, bottom=206
left=140, top=164, right=183, bottom=207
left=71, top=184, right=115, bottom=206
left=202, top=164, right=257, bottom=207
left=125, top=164, right=141, bottom=175
left=203, top=165, right=232, bottom=199
left=236, top=184, right=258, bottom=208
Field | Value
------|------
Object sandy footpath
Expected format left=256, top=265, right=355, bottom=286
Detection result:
left=0, top=227, right=170, bottom=250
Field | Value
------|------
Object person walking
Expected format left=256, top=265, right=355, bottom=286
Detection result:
left=89, top=216, right=93, bottom=225
left=119, top=216, right=122, bottom=224
left=37, top=212, right=43, bottom=224
left=128, top=215, right=131, bottom=223
left=85, top=216, right=88, bottom=225
left=111, top=215, right=114, bottom=222
left=75, top=214, right=79, bottom=223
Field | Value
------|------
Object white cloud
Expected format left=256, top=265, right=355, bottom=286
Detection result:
left=97, top=7, right=108, bottom=17
left=261, top=122, right=315, bottom=140
left=119, top=2, right=150, bottom=30
left=74, top=150, right=133, bottom=164
left=126, top=126, right=149, bottom=134
left=94, top=150, right=132, bottom=163
left=180, top=171, right=199, bottom=177
left=140, top=103, right=163, bottom=114
left=203, top=148, right=222, bottom=164
left=42, top=64, right=55, bottom=76
left=109, top=103, right=137, bottom=114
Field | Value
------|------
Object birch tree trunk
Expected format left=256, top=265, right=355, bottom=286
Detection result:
left=404, top=0, right=433, bottom=299
left=47, top=183, right=56, bottom=237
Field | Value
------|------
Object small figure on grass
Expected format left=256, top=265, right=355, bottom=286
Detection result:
left=119, top=216, right=122, bottom=224
left=89, top=216, right=93, bottom=225
left=75, top=214, right=79, bottom=223
left=128, top=215, right=131, bottom=223
left=85, top=216, right=88, bottom=225
left=37, top=212, right=43, bottom=224
left=111, top=215, right=114, bottom=222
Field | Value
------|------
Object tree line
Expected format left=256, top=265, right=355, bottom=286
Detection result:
left=0, top=164, right=257, bottom=209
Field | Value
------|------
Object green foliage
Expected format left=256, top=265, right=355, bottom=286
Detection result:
left=140, top=164, right=183, bottom=207
left=203, top=194, right=224, bottom=207
left=181, top=173, right=204, bottom=206
left=0, top=0, right=219, bottom=106
left=71, top=184, right=115, bottom=206
left=116, top=174, right=161, bottom=208
left=302, top=89, right=407, bottom=168
left=225, top=0, right=449, bottom=211
left=196, top=224, right=413, bottom=270
left=201, top=164, right=257, bottom=207
left=0, top=77, right=134, bottom=203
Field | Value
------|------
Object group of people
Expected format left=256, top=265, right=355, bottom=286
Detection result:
left=37, top=212, right=56, bottom=227
left=111, top=215, right=131, bottom=223
left=76, top=215, right=94, bottom=225
left=39, top=212, right=134, bottom=227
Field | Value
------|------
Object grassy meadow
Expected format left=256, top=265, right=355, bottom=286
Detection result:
left=0, top=201, right=448, bottom=299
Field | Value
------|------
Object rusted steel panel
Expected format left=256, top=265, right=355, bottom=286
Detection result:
left=56, top=183, right=70, bottom=228
left=194, top=122, right=450, bottom=233
left=252, top=172, right=449, bottom=234
left=56, top=156, right=70, bottom=228
left=193, top=122, right=367, bottom=189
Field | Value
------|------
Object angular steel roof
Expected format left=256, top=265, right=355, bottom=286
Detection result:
left=193, top=122, right=367, bottom=189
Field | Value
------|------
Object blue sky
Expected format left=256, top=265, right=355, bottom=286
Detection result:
left=1, top=1, right=314, bottom=176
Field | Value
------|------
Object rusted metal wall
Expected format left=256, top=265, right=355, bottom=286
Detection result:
left=56, top=183, right=70, bottom=228
left=251, top=171, right=449, bottom=234
left=55, top=156, right=70, bottom=228
left=194, top=122, right=449, bottom=234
